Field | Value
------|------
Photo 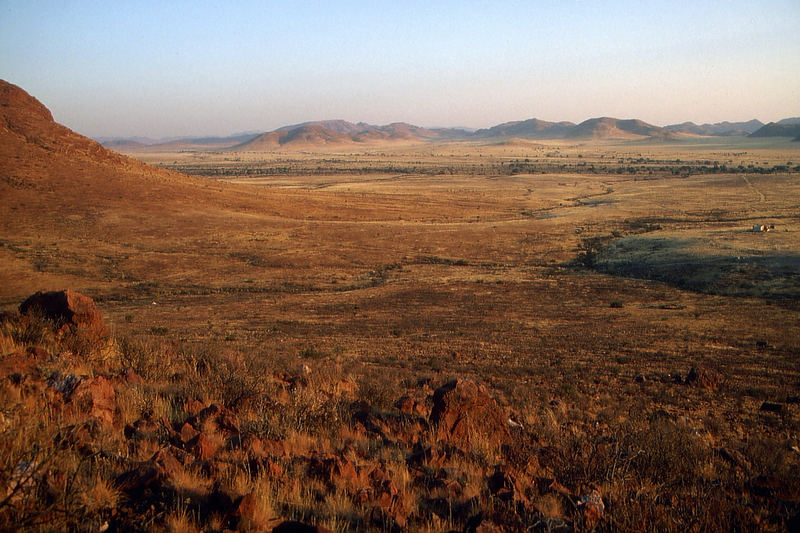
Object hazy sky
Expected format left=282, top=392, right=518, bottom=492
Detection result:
left=2, top=1, right=799, bottom=138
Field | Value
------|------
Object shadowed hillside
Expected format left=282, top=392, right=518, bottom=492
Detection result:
left=473, top=118, right=576, bottom=139
left=567, top=117, right=665, bottom=139
left=750, top=122, right=800, bottom=139
left=665, top=120, right=764, bottom=136
left=234, top=121, right=453, bottom=150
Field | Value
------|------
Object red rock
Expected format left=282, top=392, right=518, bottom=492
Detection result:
left=190, top=432, right=221, bottom=461
left=19, top=290, right=107, bottom=341
left=234, top=492, right=281, bottom=530
left=429, top=378, right=509, bottom=447
left=179, top=422, right=200, bottom=444
left=185, top=399, right=205, bottom=415
left=71, top=376, right=116, bottom=426
left=151, top=447, right=183, bottom=477
left=196, top=403, right=239, bottom=436
left=242, top=434, right=265, bottom=456
left=0, top=351, right=37, bottom=380
left=308, top=454, right=359, bottom=487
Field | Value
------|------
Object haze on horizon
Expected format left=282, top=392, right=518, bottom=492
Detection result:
left=2, top=0, right=799, bottom=139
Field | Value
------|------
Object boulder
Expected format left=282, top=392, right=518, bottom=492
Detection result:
left=429, top=378, right=509, bottom=446
left=19, top=290, right=107, bottom=341
left=71, top=376, right=116, bottom=426
left=189, top=432, right=222, bottom=461
left=194, top=403, right=240, bottom=437
left=234, top=492, right=281, bottom=531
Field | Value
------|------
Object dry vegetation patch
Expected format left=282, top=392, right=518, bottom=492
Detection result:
left=2, top=92, right=800, bottom=530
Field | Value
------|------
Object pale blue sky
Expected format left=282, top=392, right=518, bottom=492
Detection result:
left=2, top=0, right=798, bottom=138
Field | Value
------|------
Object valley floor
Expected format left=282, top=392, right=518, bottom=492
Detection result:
left=2, top=139, right=800, bottom=531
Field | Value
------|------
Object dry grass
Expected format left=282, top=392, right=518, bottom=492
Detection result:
left=2, top=134, right=800, bottom=530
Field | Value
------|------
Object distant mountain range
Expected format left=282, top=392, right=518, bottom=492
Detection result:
left=96, top=132, right=262, bottom=151
left=664, top=119, right=765, bottom=136
left=747, top=118, right=800, bottom=141
left=99, top=116, right=800, bottom=151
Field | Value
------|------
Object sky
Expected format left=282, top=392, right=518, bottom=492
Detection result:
left=1, top=0, right=799, bottom=138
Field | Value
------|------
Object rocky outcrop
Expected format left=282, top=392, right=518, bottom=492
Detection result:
left=19, top=290, right=107, bottom=341
left=429, top=378, right=509, bottom=446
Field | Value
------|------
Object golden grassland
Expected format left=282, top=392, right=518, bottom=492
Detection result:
left=2, top=134, right=800, bottom=531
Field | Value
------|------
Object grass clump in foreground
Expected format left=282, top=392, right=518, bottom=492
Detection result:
left=0, top=308, right=799, bottom=532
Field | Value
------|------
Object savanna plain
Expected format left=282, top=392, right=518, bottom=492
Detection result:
left=2, top=82, right=800, bottom=532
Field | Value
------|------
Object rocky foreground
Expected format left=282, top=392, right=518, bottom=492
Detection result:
left=1, top=291, right=798, bottom=532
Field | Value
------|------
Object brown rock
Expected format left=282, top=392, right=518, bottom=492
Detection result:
left=190, top=432, right=221, bottom=461
left=0, top=351, right=38, bottom=380
left=196, top=403, right=239, bottom=437
left=19, top=290, right=107, bottom=341
left=234, top=492, right=281, bottom=531
left=71, top=376, right=116, bottom=426
left=395, top=395, right=428, bottom=417
left=185, top=399, right=205, bottom=415
left=151, top=447, right=184, bottom=477
left=429, top=378, right=509, bottom=446
left=179, top=422, right=200, bottom=444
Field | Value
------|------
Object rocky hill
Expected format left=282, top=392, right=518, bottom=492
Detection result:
left=473, top=118, right=576, bottom=139
left=566, top=117, right=666, bottom=139
left=750, top=121, right=800, bottom=139
left=665, top=119, right=764, bottom=136
left=233, top=120, right=455, bottom=150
